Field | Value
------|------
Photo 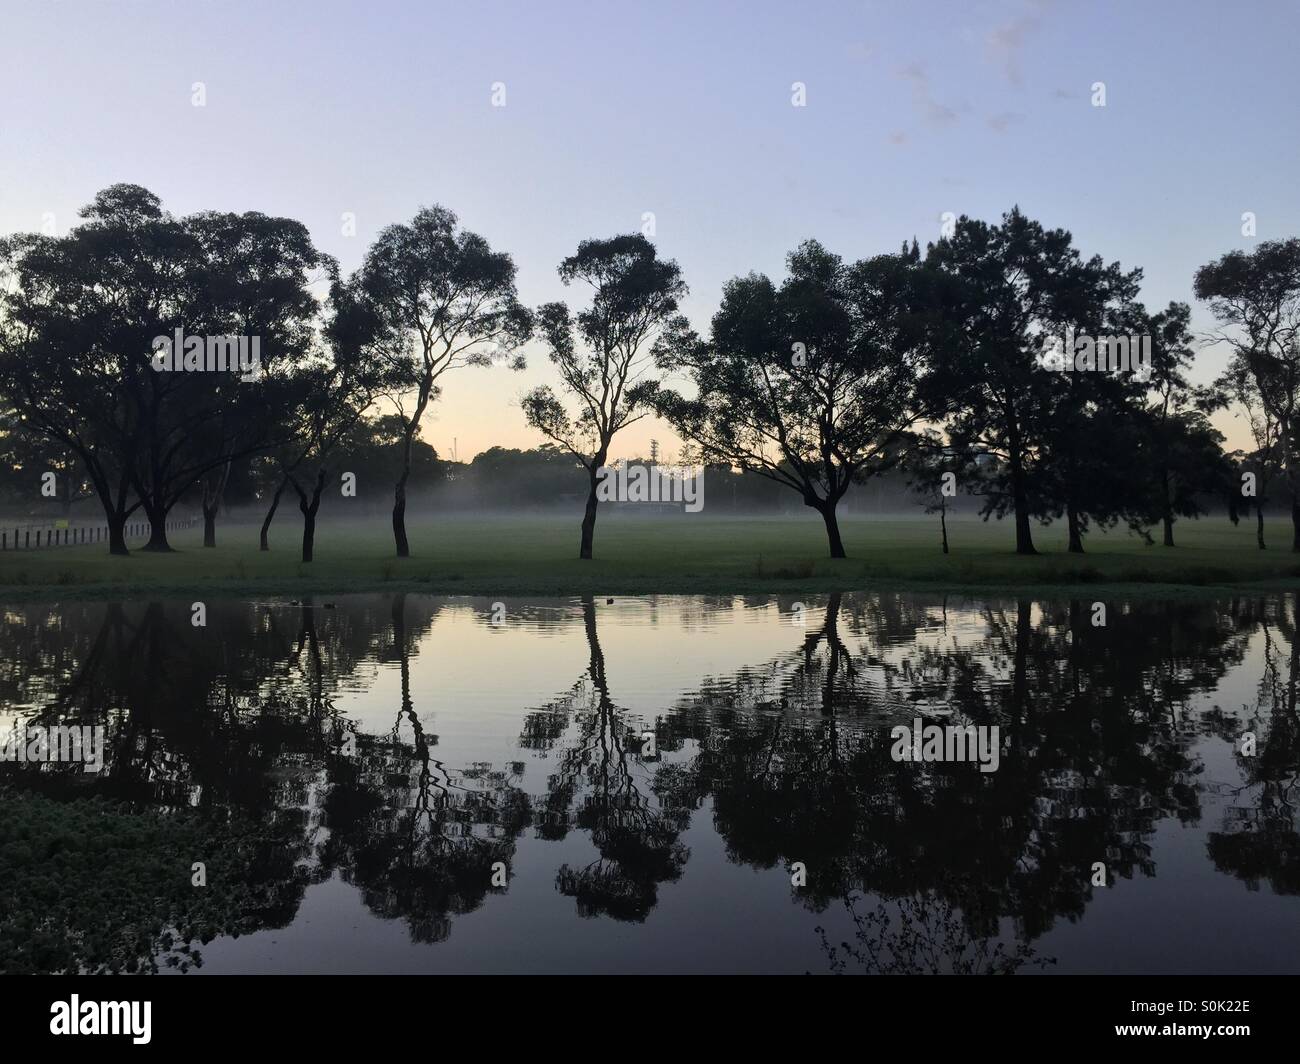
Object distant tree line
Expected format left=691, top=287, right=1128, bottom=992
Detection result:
left=0, top=186, right=1295, bottom=560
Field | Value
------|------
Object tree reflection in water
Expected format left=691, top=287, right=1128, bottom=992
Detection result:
left=520, top=596, right=690, bottom=921
left=0, top=591, right=1297, bottom=972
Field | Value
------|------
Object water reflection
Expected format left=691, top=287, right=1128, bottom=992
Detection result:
left=0, top=591, right=1296, bottom=973
left=521, top=597, right=690, bottom=921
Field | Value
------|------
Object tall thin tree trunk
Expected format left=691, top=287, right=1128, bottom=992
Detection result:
left=1008, top=438, right=1036, bottom=555
left=1257, top=501, right=1267, bottom=550
left=940, top=502, right=949, bottom=555
left=392, top=370, right=435, bottom=559
left=579, top=467, right=600, bottom=560
left=260, top=476, right=288, bottom=551
left=1161, top=467, right=1176, bottom=546
left=393, top=465, right=410, bottom=558
left=200, top=459, right=232, bottom=549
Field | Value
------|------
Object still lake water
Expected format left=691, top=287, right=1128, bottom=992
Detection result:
left=1, top=592, right=1298, bottom=974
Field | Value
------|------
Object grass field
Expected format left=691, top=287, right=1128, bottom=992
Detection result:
left=0, top=511, right=1297, bottom=601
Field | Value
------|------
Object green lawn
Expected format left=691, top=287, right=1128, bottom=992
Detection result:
left=0, top=511, right=1296, bottom=600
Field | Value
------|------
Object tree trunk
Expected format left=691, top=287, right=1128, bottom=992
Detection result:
left=297, top=469, right=326, bottom=563
left=392, top=469, right=410, bottom=558
left=940, top=503, right=949, bottom=555
left=392, top=369, right=434, bottom=559
left=579, top=466, right=600, bottom=560
left=107, top=513, right=128, bottom=556
left=1008, top=441, right=1036, bottom=555
left=140, top=501, right=172, bottom=552
left=200, top=460, right=230, bottom=549
left=818, top=501, right=847, bottom=559
left=302, top=509, right=317, bottom=563
left=260, top=476, right=287, bottom=551
left=1067, top=503, right=1085, bottom=554
left=1257, top=502, right=1267, bottom=550
left=1162, top=468, right=1175, bottom=546
left=392, top=417, right=417, bottom=558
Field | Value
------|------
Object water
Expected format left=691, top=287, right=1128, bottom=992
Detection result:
left=1, top=592, right=1296, bottom=974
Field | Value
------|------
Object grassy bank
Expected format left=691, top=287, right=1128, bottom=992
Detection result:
left=0, top=512, right=1296, bottom=601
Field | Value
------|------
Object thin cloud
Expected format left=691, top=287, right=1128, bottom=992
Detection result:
left=897, top=62, right=959, bottom=126
left=986, top=0, right=1053, bottom=85
left=987, top=111, right=1026, bottom=132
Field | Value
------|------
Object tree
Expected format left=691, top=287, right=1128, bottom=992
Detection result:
left=927, top=208, right=1128, bottom=555
left=0, top=186, right=323, bottom=554
left=282, top=284, right=407, bottom=563
left=177, top=208, right=327, bottom=549
left=1219, top=360, right=1282, bottom=549
left=1031, top=249, right=1149, bottom=553
left=351, top=206, right=531, bottom=558
left=1140, top=302, right=1230, bottom=547
left=521, top=234, right=686, bottom=559
left=656, top=240, right=949, bottom=558
left=904, top=433, right=966, bottom=555
left=1195, top=240, right=1300, bottom=549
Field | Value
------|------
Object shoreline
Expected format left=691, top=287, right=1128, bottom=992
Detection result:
left=0, top=572, right=1295, bottom=603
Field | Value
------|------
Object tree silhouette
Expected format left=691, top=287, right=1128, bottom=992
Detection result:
left=0, top=186, right=324, bottom=553
left=348, top=207, right=531, bottom=558
left=521, top=234, right=687, bottom=559
left=1196, top=240, right=1300, bottom=549
left=656, top=240, right=951, bottom=558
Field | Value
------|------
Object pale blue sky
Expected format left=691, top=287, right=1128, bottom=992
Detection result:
left=2, top=0, right=1296, bottom=457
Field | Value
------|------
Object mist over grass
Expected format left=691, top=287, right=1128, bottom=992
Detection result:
left=0, top=512, right=1295, bottom=601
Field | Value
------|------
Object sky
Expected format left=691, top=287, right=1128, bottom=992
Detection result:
left=2, top=0, right=1297, bottom=459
